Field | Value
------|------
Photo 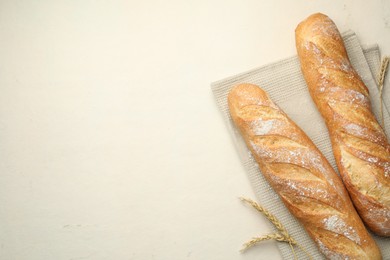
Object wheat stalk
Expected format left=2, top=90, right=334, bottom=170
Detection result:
left=239, top=197, right=288, bottom=235
left=239, top=197, right=313, bottom=260
left=377, top=56, right=389, bottom=129
left=240, top=233, right=291, bottom=251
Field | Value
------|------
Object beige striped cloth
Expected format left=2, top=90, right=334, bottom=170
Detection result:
left=211, top=30, right=390, bottom=259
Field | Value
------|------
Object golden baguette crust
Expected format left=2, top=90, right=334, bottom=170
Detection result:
left=295, top=13, right=390, bottom=236
left=228, top=83, right=381, bottom=259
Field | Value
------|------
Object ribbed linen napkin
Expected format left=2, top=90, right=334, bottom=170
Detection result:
left=211, top=30, right=390, bottom=259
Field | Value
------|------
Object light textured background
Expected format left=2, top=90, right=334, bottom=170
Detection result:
left=0, top=1, right=389, bottom=259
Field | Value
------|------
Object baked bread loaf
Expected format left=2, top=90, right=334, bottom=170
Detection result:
left=295, top=13, right=390, bottom=236
left=228, top=83, right=381, bottom=259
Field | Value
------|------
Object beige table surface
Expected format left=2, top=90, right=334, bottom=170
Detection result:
left=0, top=1, right=389, bottom=259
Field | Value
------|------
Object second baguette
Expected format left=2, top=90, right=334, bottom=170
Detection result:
left=295, top=13, right=390, bottom=236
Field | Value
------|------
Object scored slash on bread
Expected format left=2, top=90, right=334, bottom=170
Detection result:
left=228, top=83, right=381, bottom=259
left=295, top=13, right=390, bottom=237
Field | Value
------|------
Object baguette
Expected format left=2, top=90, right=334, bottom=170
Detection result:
left=228, top=83, right=381, bottom=259
left=295, top=13, right=390, bottom=236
